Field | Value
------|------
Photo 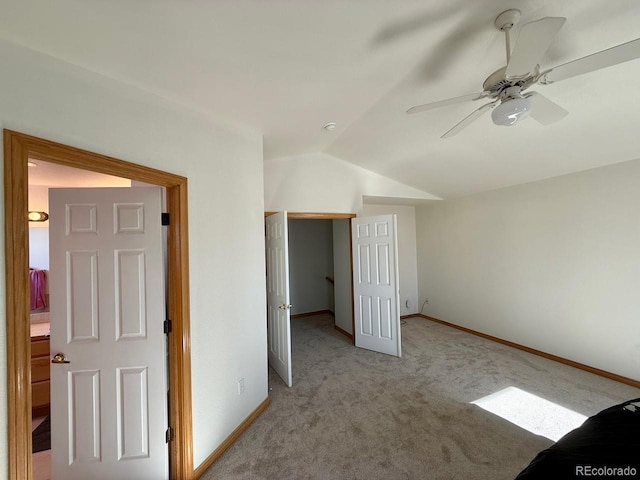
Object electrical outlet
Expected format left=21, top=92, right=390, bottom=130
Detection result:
left=237, top=378, right=245, bottom=396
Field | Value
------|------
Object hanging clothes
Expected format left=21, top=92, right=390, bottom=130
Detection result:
left=29, top=268, right=47, bottom=310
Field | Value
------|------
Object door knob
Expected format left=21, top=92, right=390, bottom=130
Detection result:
left=51, top=352, right=70, bottom=364
left=278, top=304, right=292, bottom=310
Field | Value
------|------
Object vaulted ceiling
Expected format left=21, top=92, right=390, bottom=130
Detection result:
left=3, top=0, right=640, bottom=198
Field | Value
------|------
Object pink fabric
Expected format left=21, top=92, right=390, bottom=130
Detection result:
left=29, top=268, right=47, bottom=310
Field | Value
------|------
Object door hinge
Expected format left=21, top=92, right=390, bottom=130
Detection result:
left=161, top=213, right=170, bottom=226
left=166, top=427, right=174, bottom=443
left=164, top=319, right=172, bottom=334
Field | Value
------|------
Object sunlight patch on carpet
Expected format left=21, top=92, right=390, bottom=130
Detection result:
left=471, top=386, right=587, bottom=442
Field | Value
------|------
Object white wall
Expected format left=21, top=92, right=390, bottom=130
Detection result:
left=361, top=204, right=419, bottom=316
left=416, top=159, right=640, bottom=382
left=264, top=153, right=440, bottom=213
left=332, top=219, right=353, bottom=334
left=288, top=219, right=334, bottom=315
left=28, top=228, right=49, bottom=271
left=0, top=38, right=267, bottom=473
left=28, top=185, right=51, bottom=269
left=28, top=184, right=50, bottom=220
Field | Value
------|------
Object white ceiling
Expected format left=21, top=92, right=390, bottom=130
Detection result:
left=28, top=159, right=130, bottom=187
left=3, top=0, right=640, bottom=198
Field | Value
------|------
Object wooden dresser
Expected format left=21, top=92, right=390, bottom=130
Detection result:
left=31, top=334, right=50, bottom=416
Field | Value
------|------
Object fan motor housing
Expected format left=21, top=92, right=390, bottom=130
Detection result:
left=483, top=66, right=536, bottom=96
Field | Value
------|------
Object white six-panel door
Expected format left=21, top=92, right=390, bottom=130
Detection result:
left=352, top=214, right=401, bottom=357
left=49, top=187, right=168, bottom=480
left=265, top=211, right=293, bottom=387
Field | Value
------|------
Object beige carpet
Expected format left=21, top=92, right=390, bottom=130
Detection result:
left=201, top=314, right=640, bottom=480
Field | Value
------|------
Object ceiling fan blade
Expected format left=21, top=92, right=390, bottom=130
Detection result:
left=542, top=37, right=640, bottom=84
left=505, top=17, right=566, bottom=79
left=525, top=91, right=568, bottom=125
left=406, top=92, right=489, bottom=115
left=441, top=101, right=498, bottom=138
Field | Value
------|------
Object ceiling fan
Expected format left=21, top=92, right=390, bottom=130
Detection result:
left=407, top=9, right=640, bottom=138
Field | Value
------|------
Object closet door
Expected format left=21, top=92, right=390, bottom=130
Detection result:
left=266, top=211, right=293, bottom=387
left=352, top=214, right=401, bottom=357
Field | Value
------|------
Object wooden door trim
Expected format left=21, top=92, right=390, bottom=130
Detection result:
left=265, top=211, right=356, bottom=220
left=3, top=130, right=193, bottom=480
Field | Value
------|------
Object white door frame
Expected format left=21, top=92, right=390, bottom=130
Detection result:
left=3, top=130, right=194, bottom=480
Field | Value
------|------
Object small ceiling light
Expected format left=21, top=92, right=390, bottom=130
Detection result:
left=27, top=161, right=37, bottom=167
left=28, top=211, right=49, bottom=222
left=491, top=87, right=532, bottom=126
left=322, top=122, right=337, bottom=132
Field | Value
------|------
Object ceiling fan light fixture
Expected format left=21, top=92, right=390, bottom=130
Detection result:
left=491, top=96, right=532, bottom=126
